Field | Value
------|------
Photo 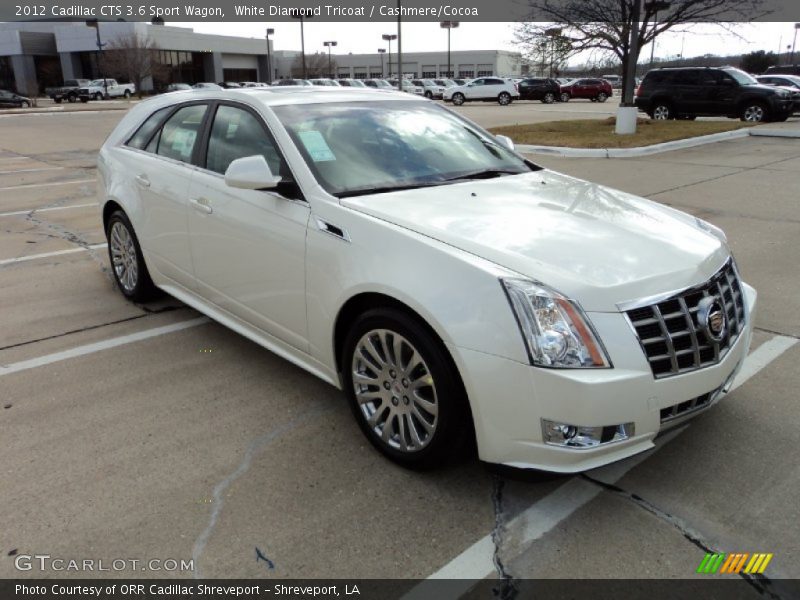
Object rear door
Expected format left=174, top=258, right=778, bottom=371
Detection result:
left=122, top=102, right=209, bottom=288
left=186, top=102, right=311, bottom=351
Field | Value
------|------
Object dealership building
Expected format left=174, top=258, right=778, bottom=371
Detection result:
left=0, top=21, right=523, bottom=93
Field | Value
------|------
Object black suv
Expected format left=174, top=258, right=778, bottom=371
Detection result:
left=517, top=78, right=561, bottom=103
left=635, top=66, right=794, bottom=123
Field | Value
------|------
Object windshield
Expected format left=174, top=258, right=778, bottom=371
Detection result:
left=89, top=79, right=106, bottom=86
left=273, top=100, right=535, bottom=198
left=725, top=68, right=758, bottom=85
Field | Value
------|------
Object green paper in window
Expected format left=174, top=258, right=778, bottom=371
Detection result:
left=298, top=130, right=336, bottom=162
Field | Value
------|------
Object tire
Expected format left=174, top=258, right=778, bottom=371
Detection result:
left=498, top=92, right=511, bottom=106
left=560, top=92, right=570, bottom=102
left=451, top=92, right=465, bottom=106
left=597, top=92, right=608, bottom=102
left=424, top=91, right=433, bottom=99
left=650, top=102, right=672, bottom=120
left=123, top=89, right=131, bottom=98
left=342, top=308, right=472, bottom=469
left=105, top=210, right=159, bottom=302
left=54, top=97, right=62, bottom=104
left=22, top=101, right=30, bottom=108
left=740, top=102, right=769, bottom=123
left=80, top=97, right=89, bottom=103
left=542, top=92, right=555, bottom=104
left=67, top=94, right=77, bottom=103
left=94, top=92, right=103, bottom=101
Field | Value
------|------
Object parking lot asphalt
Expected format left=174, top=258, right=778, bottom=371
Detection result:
left=1, top=103, right=798, bottom=588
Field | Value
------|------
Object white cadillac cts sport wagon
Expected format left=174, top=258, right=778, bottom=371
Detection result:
left=98, top=87, right=755, bottom=472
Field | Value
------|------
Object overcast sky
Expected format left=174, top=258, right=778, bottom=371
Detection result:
left=172, top=21, right=797, bottom=65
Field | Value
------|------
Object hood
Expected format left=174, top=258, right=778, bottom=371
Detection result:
left=341, top=171, right=729, bottom=312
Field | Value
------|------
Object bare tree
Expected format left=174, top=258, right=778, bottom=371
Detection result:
left=515, top=0, right=767, bottom=97
left=291, top=52, right=338, bottom=78
left=102, top=32, right=166, bottom=97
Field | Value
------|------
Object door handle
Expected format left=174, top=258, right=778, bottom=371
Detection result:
left=189, top=197, right=213, bottom=215
left=135, top=174, right=150, bottom=188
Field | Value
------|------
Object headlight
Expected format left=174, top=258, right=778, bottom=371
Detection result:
left=502, top=279, right=611, bottom=368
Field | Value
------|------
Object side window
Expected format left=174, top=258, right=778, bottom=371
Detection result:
left=486, top=78, right=505, bottom=85
left=156, top=104, right=208, bottom=163
left=205, top=105, right=286, bottom=178
left=127, top=107, right=170, bottom=150
left=471, top=79, right=484, bottom=86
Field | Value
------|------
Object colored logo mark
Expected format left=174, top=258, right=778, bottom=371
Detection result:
left=697, top=553, right=773, bottom=575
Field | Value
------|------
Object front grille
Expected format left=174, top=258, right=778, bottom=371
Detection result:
left=625, top=260, right=746, bottom=379
left=660, top=391, right=712, bottom=423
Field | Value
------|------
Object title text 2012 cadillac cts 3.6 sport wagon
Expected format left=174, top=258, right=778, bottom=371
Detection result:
left=98, top=87, right=756, bottom=472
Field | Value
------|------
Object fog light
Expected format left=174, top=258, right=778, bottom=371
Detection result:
left=542, top=419, right=634, bottom=449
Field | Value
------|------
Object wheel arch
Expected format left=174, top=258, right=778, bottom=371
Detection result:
left=102, top=199, right=125, bottom=232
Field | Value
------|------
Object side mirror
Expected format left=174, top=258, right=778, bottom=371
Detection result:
left=495, top=134, right=515, bottom=151
left=224, top=155, right=281, bottom=190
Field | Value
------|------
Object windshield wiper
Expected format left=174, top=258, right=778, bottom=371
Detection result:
left=337, top=181, right=444, bottom=198
left=442, top=168, right=525, bottom=182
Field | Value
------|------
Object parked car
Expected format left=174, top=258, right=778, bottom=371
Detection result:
left=443, top=77, right=519, bottom=106
left=338, top=79, right=367, bottom=88
left=165, top=83, right=192, bottom=93
left=635, top=66, right=794, bottom=122
left=99, top=87, right=756, bottom=471
left=452, top=78, right=467, bottom=86
left=559, top=78, right=612, bottom=102
left=218, top=82, right=241, bottom=89
left=433, top=79, right=457, bottom=88
left=602, top=74, right=622, bottom=89
left=755, top=74, right=800, bottom=90
left=46, top=79, right=90, bottom=103
left=363, top=79, right=393, bottom=89
left=192, top=82, right=223, bottom=90
left=763, top=65, right=800, bottom=76
left=78, top=79, right=135, bottom=102
left=273, top=79, right=313, bottom=86
left=0, top=89, right=31, bottom=108
left=310, top=79, right=341, bottom=87
left=388, top=79, right=425, bottom=95
left=240, top=81, right=267, bottom=88
left=411, top=79, right=447, bottom=99
left=517, top=78, right=562, bottom=103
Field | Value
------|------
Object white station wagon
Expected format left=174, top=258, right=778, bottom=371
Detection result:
left=98, top=87, right=755, bottom=471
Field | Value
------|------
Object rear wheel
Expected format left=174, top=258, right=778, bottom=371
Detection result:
left=542, top=92, right=556, bottom=104
left=54, top=97, right=62, bottom=104
left=94, top=92, right=103, bottom=101
left=424, top=90, right=433, bottom=99
left=106, top=210, right=159, bottom=302
left=740, top=102, right=769, bottom=123
left=498, top=92, right=512, bottom=105
left=560, top=92, right=570, bottom=102
left=451, top=92, right=465, bottom=106
left=123, top=89, right=131, bottom=99
left=597, top=92, right=608, bottom=102
left=651, top=102, right=672, bottom=120
left=342, top=308, right=472, bottom=469
left=67, top=94, right=77, bottom=103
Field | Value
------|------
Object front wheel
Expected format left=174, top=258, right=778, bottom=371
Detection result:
left=498, top=92, right=511, bottom=106
left=651, top=102, right=672, bottom=120
left=740, top=102, right=769, bottom=123
left=542, top=92, right=556, bottom=104
left=424, top=91, right=432, bottom=99
left=106, top=210, right=159, bottom=302
left=451, top=92, right=465, bottom=106
left=94, top=92, right=103, bottom=101
left=67, top=94, right=77, bottom=103
left=123, top=89, right=131, bottom=98
left=342, top=309, right=472, bottom=469
left=560, top=92, right=570, bottom=102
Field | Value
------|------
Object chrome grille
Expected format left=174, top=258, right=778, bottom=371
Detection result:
left=625, top=260, right=746, bottom=379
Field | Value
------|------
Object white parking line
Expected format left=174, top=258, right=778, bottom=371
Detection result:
left=0, top=178, right=96, bottom=192
left=0, top=243, right=106, bottom=266
left=0, top=203, right=96, bottom=218
left=0, top=317, right=210, bottom=378
left=0, top=167, right=63, bottom=174
left=0, top=156, right=33, bottom=162
left=405, top=334, right=798, bottom=594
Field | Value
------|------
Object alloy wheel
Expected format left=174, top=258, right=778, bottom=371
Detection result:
left=109, top=221, right=138, bottom=293
left=742, top=104, right=765, bottom=122
left=652, top=104, right=670, bottom=120
left=543, top=92, right=555, bottom=104
left=351, top=328, right=439, bottom=453
left=452, top=93, right=464, bottom=106
left=498, top=92, right=511, bottom=105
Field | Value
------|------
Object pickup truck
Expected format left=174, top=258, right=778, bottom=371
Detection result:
left=46, top=79, right=90, bottom=103
left=77, top=79, right=135, bottom=102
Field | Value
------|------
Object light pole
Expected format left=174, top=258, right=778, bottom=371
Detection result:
left=265, top=28, right=274, bottom=83
left=291, top=10, right=313, bottom=79
left=85, top=19, right=107, bottom=97
left=382, top=34, right=397, bottom=78
left=646, top=1, right=670, bottom=69
left=791, top=23, right=800, bottom=64
left=440, top=21, right=459, bottom=78
left=378, top=48, right=386, bottom=78
left=323, top=41, right=337, bottom=79
left=396, top=0, right=402, bottom=86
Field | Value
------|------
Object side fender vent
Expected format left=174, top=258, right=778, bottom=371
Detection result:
left=315, top=218, right=351, bottom=243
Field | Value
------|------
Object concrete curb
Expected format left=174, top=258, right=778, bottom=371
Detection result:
left=516, top=128, right=752, bottom=158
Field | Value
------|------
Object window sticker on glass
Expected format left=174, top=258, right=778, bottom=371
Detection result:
left=298, top=130, right=336, bottom=162
left=171, top=129, right=196, bottom=159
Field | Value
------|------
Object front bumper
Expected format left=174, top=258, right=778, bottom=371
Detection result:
left=450, top=282, right=756, bottom=473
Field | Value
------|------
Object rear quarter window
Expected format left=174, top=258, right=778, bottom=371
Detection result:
left=126, top=107, right=170, bottom=150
